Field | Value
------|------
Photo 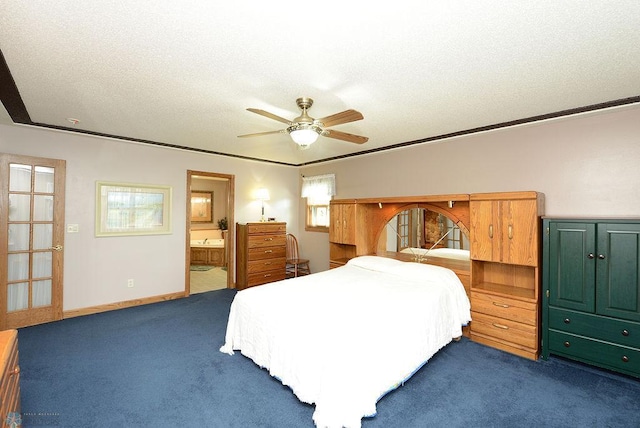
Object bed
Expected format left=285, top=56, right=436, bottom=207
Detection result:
left=220, top=255, right=471, bottom=428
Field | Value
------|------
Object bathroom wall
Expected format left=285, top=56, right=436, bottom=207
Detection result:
left=190, top=177, right=228, bottom=231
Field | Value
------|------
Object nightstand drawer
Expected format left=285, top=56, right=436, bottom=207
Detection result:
left=471, top=311, right=537, bottom=349
left=548, top=330, right=640, bottom=376
left=471, top=291, right=537, bottom=326
left=549, top=307, right=640, bottom=348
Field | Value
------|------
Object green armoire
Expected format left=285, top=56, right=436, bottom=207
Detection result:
left=542, top=218, right=640, bottom=377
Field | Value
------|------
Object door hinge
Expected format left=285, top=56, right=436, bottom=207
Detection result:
left=545, top=227, right=550, bottom=236
left=546, top=289, right=550, bottom=298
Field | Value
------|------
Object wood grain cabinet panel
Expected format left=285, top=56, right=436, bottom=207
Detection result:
left=470, top=195, right=539, bottom=266
left=236, top=222, right=287, bottom=290
left=190, top=247, right=226, bottom=266
left=329, top=202, right=356, bottom=245
left=469, top=191, right=544, bottom=360
left=0, top=330, right=20, bottom=426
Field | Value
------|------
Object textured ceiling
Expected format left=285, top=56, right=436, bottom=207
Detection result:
left=1, top=1, right=639, bottom=166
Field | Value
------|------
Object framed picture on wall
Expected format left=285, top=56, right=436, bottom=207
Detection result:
left=190, top=191, right=213, bottom=223
left=96, top=181, right=172, bottom=236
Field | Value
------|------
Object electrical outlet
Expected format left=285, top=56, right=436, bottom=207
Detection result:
left=127, top=279, right=134, bottom=288
left=67, top=224, right=79, bottom=233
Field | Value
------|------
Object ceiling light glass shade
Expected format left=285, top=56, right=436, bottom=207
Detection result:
left=290, top=128, right=319, bottom=147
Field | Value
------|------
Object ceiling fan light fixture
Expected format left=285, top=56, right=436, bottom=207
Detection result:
left=240, top=97, right=367, bottom=147
left=288, top=125, right=320, bottom=148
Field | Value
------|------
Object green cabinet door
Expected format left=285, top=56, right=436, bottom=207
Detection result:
left=548, top=222, right=596, bottom=313
left=596, top=223, right=640, bottom=322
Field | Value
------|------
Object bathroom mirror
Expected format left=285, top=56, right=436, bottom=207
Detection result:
left=190, top=191, right=213, bottom=223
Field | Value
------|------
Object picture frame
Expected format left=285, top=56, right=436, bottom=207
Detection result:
left=96, top=181, right=172, bottom=236
left=190, top=191, right=213, bottom=223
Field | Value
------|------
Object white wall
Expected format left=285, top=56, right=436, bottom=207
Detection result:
left=3, top=103, right=640, bottom=311
left=0, top=124, right=299, bottom=311
left=298, top=104, right=640, bottom=273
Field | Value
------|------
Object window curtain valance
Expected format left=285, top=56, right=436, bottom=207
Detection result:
left=301, top=174, right=336, bottom=204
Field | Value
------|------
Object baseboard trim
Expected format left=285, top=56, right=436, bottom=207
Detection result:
left=63, top=291, right=187, bottom=319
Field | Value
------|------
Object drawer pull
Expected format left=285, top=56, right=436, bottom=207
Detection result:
left=264, top=274, right=272, bottom=278
left=622, top=356, right=629, bottom=363
left=564, top=318, right=571, bottom=324
left=492, top=302, right=510, bottom=308
left=264, top=237, right=273, bottom=241
left=11, top=365, right=20, bottom=376
left=587, top=253, right=595, bottom=259
left=264, top=262, right=272, bottom=265
left=564, top=341, right=571, bottom=348
left=264, top=250, right=273, bottom=253
left=492, top=322, right=509, bottom=330
left=598, top=254, right=606, bottom=260
left=622, top=329, right=630, bottom=337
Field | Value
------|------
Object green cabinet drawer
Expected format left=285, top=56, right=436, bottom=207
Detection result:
left=549, top=307, right=640, bottom=348
left=548, top=330, right=640, bottom=377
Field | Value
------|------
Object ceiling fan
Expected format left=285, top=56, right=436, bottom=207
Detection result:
left=238, top=97, right=368, bottom=149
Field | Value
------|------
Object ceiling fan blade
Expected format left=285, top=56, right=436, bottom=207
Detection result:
left=247, top=108, right=292, bottom=125
left=317, top=109, right=364, bottom=128
left=238, top=129, right=286, bottom=138
left=324, top=129, right=368, bottom=144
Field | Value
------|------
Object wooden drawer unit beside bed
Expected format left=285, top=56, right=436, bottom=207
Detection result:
left=236, top=222, right=287, bottom=290
left=0, top=329, right=20, bottom=425
left=469, top=191, right=544, bottom=360
left=470, top=290, right=538, bottom=356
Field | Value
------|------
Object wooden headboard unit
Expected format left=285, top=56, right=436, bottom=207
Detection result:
left=330, top=194, right=470, bottom=259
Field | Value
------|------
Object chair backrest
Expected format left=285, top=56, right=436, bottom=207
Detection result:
left=286, top=233, right=299, bottom=260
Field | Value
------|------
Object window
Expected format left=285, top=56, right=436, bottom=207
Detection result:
left=301, top=174, right=335, bottom=232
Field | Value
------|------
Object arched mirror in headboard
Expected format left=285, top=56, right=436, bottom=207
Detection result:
left=375, top=204, right=470, bottom=263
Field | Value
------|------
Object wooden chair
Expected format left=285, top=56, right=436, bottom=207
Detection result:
left=286, top=233, right=311, bottom=278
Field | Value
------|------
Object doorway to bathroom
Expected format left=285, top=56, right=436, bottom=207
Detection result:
left=186, top=170, right=234, bottom=294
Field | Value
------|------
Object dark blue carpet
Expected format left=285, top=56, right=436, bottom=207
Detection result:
left=17, top=289, right=640, bottom=427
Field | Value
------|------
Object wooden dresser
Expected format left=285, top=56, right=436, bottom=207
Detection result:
left=0, top=329, right=21, bottom=426
left=236, top=222, right=287, bottom=290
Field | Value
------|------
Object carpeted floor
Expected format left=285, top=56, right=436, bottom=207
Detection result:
left=16, top=289, right=640, bottom=427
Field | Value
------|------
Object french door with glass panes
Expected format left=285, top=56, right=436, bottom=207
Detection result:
left=0, top=154, right=66, bottom=329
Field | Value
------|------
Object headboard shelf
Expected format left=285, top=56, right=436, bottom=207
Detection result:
left=377, top=250, right=470, bottom=276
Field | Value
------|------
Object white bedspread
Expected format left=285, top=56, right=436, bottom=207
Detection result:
left=220, top=256, right=471, bottom=428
